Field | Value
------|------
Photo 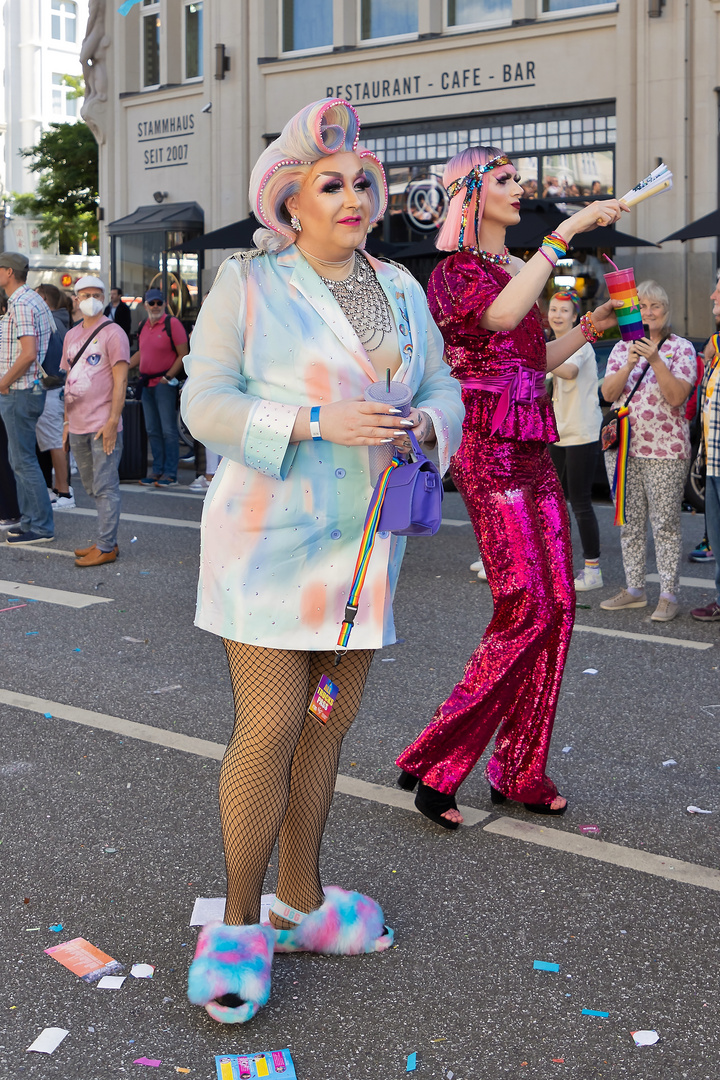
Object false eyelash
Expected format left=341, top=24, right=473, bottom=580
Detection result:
left=320, top=178, right=371, bottom=194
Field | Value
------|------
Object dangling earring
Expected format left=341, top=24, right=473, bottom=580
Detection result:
left=290, top=214, right=302, bottom=232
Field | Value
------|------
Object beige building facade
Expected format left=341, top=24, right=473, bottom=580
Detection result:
left=85, top=0, right=720, bottom=335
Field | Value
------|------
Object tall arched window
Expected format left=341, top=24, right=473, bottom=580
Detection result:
left=51, top=0, right=78, bottom=44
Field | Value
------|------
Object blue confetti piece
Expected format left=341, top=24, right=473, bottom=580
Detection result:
left=534, top=960, right=560, bottom=972
left=73, top=648, right=81, bottom=653
left=25, top=631, right=39, bottom=636
left=43, top=712, right=52, bottom=719
left=49, top=923, right=63, bottom=932
left=406, top=1052, right=417, bottom=1073
left=582, top=1008, right=609, bottom=1018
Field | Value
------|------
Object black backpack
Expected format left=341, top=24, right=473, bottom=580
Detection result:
left=40, top=328, right=66, bottom=389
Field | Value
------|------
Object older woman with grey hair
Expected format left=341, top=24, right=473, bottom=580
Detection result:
left=600, top=280, right=696, bottom=621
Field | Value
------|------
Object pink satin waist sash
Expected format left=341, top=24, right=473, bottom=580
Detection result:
left=461, top=364, right=548, bottom=436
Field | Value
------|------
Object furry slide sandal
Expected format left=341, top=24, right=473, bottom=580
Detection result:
left=187, top=922, right=275, bottom=1024
left=272, top=887, right=394, bottom=955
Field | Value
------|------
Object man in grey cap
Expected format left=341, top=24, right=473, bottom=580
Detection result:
left=0, top=251, right=56, bottom=544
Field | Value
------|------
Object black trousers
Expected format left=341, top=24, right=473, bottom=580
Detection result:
left=0, top=414, right=20, bottom=520
left=549, top=440, right=601, bottom=561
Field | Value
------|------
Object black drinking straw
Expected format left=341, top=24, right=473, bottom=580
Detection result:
left=386, top=368, right=391, bottom=394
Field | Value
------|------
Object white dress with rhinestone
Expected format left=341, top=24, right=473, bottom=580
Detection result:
left=182, top=246, right=464, bottom=649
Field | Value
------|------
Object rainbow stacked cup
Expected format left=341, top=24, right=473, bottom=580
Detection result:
left=604, top=266, right=644, bottom=342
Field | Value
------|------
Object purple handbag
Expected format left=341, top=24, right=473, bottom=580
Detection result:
left=377, top=430, right=443, bottom=536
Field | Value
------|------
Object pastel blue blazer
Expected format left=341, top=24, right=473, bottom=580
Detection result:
left=182, top=246, right=464, bottom=650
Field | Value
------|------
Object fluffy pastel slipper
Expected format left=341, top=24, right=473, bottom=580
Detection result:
left=187, top=922, right=275, bottom=1024
left=272, top=886, right=394, bottom=956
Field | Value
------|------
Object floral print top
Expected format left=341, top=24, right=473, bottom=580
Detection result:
left=605, top=335, right=696, bottom=459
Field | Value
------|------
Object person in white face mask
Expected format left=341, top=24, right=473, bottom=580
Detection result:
left=60, top=276, right=131, bottom=566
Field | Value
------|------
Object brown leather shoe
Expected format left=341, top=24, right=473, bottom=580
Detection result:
left=75, top=546, right=119, bottom=567
left=74, top=543, right=119, bottom=558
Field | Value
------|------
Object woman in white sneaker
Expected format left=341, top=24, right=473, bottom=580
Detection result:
left=547, top=289, right=603, bottom=591
left=600, top=281, right=695, bottom=622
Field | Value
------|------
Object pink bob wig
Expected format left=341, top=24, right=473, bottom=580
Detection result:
left=436, top=145, right=508, bottom=252
left=249, top=98, right=388, bottom=253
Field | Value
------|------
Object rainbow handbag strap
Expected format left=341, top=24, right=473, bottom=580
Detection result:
left=335, top=456, right=400, bottom=662
left=611, top=358, right=653, bottom=526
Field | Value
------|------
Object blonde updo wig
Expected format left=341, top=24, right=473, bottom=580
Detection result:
left=249, top=98, right=388, bottom=253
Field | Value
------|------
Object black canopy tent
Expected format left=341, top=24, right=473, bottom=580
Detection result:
left=659, top=208, right=720, bottom=243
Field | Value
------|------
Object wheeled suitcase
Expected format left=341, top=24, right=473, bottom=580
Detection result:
left=118, top=397, right=148, bottom=482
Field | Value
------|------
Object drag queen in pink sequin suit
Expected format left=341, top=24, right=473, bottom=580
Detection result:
left=396, top=147, right=628, bottom=826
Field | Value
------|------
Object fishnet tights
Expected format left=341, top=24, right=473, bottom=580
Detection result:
left=220, top=641, right=373, bottom=927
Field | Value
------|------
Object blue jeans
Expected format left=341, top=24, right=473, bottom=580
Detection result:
left=704, top=474, right=720, bottom=604
left=141, top=382, right=179, bottom=480
left=0, top=388, right=54, bottom=536
left=70, top=431, right=124, bottom=551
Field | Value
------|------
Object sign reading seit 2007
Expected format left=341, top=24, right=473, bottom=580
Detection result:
left=137, top=112, right=195, bottom=170
left=325, top=60, right=537, bottom=107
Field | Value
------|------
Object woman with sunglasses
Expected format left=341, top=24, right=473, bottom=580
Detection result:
left=396, top=148, right=627, bottom=826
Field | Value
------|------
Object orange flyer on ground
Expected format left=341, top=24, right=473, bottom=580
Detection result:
left=45, top=937, right=124, bottom=983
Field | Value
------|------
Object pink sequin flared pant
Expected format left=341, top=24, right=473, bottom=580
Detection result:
left=397, top=435, right=575, bottom=804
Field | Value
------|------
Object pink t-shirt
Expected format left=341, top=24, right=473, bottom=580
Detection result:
left=61, top=320, right=130, bottom=435
left=138, top=315, right=187, bottom=386
left=605, top=334, right=696, bottom=459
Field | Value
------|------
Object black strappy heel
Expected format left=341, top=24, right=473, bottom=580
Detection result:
left=397, top=770, right=418, bottom=791
left=490, top=784, right=568, bottom=816
left=415, top=782, right=460, bottom=830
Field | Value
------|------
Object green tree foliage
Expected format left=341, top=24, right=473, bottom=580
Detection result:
left=13, top=120, right=99, bottom=254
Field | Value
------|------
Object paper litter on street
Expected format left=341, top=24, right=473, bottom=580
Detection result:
left=215, top=1050, right=296, bottom=1078
left=578, top=824, right=601, bottom=836
left=131, top=963, right=155, bottom=978
left=582, top=1008, right=609, bottom=1018
left=582, top=668, right=598, bottom=674
left=631, top=1030, right=659, bottom=1046
left=191, top=894, right=275, bottom=926
left=150, top=684, right=182, bottom=693
left=26, top=1027, right=69, bottom=1054
left=45, top=937, right=124, bottom=983
left=97, top=975, right=126, bottom=989
left=406, top=1051, right=417, bottom=1072
left=662, top=759, right=677, bottom=766
left=534, top=960, right=560, bottom=972
left=687, top=806, right=712, bottom=814
left=562, top=746, right=572, bottom=753
left=134, top=1057, right=162, bottom=1067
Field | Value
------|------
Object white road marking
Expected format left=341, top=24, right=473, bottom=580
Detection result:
left=0, top=579, right=112, bottom=608
left=441, top=518, right=471, bottom=527
left=2, top=687, right=717, bottom=888
left=65, top=507, right=200, bottom=530
left=646, top=573, right=715, bottom=590
left=574, top=623, right=712, bottom=651
left=484, top=817, right=720, bottom=894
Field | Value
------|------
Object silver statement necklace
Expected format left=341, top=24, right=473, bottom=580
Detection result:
left=319, top=252, right=393, bottom=353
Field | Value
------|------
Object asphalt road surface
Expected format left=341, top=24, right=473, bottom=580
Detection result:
left=1, top=474, right=718, bottom=1080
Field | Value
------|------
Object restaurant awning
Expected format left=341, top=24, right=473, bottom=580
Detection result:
left=659, top=208, right=720, bottom=243
left=176, top=216, right=259, bottom=253
left=107, top=201, right=204, bottom=235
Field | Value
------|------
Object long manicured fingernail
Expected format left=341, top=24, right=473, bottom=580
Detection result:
left=388, top=407, right=402, bottom=414
left=381, top=438, right=394, bottom=442
left=392, top=430, right=406, bottom=436
left=399, top=419, right=414, bottom=427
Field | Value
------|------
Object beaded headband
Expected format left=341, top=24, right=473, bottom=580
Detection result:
left=445, top=154, right=512, bottom=251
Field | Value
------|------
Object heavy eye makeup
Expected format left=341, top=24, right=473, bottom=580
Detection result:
left=318, top=173, right=371, bottom=194
left=496, top=171, right=521, bottom=185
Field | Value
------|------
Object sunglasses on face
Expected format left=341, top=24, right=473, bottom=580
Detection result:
left=146, top=300, right=163, bottom=307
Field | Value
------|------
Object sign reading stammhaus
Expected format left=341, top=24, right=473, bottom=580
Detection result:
left=136, top=112, right=196, bottom=169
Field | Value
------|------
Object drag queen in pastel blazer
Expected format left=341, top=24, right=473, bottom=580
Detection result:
left=183, top=99, right=463, bottom=1025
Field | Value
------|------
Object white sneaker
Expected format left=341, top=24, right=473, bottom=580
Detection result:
left=53, top=487, right=76, bottom=511
left=470, top=557, right=487, bottom=581
left=188, top=475, right=211, bottom=492
left=574, top=566, right=603, bottom=592
left=47, top=487, right=57, bottom=504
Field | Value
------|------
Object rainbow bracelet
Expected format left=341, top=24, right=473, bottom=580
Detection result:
left=541, top=231, right=568, bottom=263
